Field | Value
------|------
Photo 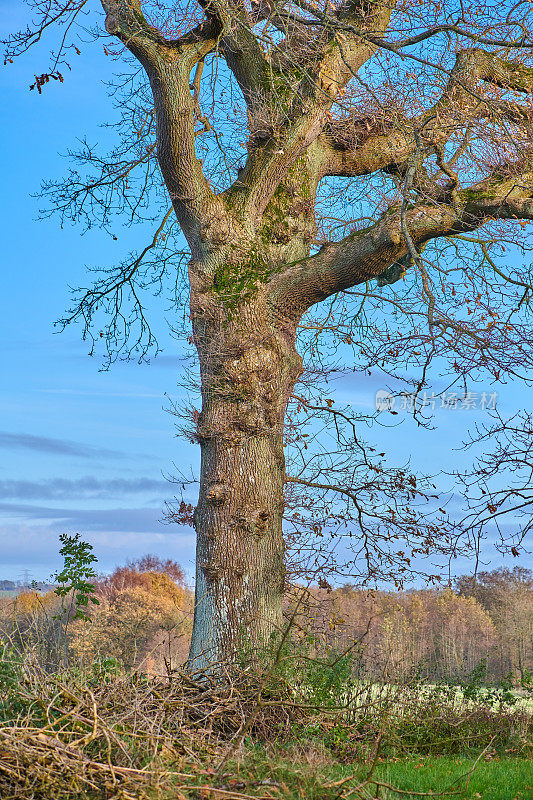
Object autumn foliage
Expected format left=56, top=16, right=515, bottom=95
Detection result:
left=289, top=567, right=532, bottom=683
left=0, top=555, right=193, bottom=675
left=70, top=556, right=192, bottom=673
left=1, top=563, right=529, bottom=684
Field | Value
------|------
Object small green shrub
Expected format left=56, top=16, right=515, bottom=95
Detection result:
left=241, top=633, right=356, bottom=708
left=88, top=655, right=122, bottom=685
left=456, top=660, right=519, bottom=708
left=53, top=532, right=100, bottom=667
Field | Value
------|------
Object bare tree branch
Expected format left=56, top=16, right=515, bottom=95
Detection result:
left=269, top=165, right=533, bottom=318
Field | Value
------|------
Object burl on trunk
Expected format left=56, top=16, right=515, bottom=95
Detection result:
left=188, top=289, right=303, bottom=669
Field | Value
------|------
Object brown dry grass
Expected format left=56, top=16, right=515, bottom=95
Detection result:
left=1, top=650, right=531, bottom=800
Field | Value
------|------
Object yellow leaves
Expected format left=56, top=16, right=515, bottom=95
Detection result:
left=11, top=589, right=56, bottom=615
left=328, top=613, right=345, bottom=628
left=118, top=570, right=188, bottom=607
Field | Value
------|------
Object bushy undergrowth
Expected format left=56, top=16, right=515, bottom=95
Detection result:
left=243, top=635, right=532, bottom=760
left=287, top=685, right=531, bottom=762
left=0, top=638, right=531, bottom=800
left=0, top=641, right=26, bottom=722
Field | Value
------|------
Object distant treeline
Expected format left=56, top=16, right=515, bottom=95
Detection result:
left=0, top=581, right=56, bottom=592
left=0, top=559, right=531, bottom=683
left=293, top=567, right=532, bottom=683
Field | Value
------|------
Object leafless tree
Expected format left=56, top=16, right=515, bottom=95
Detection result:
left=459, top=411, right=533, bottom=560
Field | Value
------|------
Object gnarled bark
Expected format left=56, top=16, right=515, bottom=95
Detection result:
left=188, top=295, right=302, bottom=668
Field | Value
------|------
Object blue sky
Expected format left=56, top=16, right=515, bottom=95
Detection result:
left=0, top=1, right=199, bottom=581
left=1, top=0, right=531, bottom=584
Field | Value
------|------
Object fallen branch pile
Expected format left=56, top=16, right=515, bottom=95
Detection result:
left=0, top=666, right=311, bottom=800
left=1, top=661, right=530, bottom=799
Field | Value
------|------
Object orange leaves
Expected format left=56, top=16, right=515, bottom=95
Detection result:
left=68, top=558, right=194, bottom=672
left=176, top=499, right=195, bottom=526
left=103, top=567, right=187, bottom=604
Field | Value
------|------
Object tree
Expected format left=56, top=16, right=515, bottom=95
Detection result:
left=70, top=568, right=192, bottom=672
left=458, top=567, right=533, bottom=678
left=5, top=0, right=533, bottom=669
left=110, top=554, right=187, bottom=589
left=459, top=412, right=533, bottom=555
left=457, top=566, right=533, bottom=614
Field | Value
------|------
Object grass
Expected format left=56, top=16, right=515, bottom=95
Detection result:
left=377, top=757, right=532, bottom=799
left=188, top=751, right=533, bottom=800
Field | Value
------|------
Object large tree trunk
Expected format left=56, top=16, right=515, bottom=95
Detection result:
left=187, top=292, right=303, bottom=670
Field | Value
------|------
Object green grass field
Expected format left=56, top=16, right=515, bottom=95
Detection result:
left=377, top=757, right=532, bottom=799
left=206, top=753, right=533, bottom=800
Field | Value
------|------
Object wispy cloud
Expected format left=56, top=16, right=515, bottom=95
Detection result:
left=38, top=389, right=163, bottom=399
left=0, top=432, right=123, bottom=459
left=0, top=502, right=175, bottom=533
left=147, top=355, right=188, bottom=369
left=0, top=476, right=170, bottom=500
